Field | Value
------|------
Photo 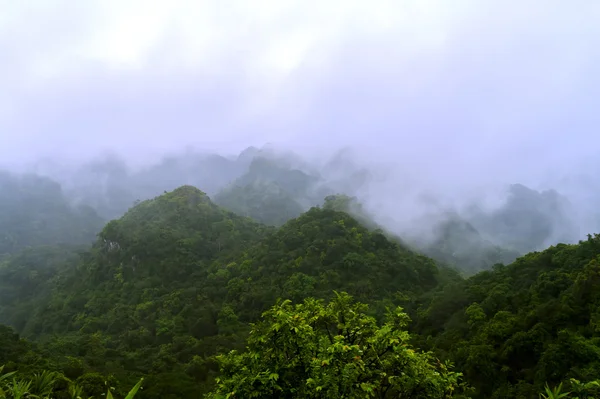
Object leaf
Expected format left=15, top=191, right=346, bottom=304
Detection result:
left=124, top=378, right=144, bottom=399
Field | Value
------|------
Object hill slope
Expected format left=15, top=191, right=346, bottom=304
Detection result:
left=0, top=171, right=104, bottom=256
left=214, top=156, right=321, bottom=225
left=214, top=180, right=305, bottom=226
left=13, top=186, right=274, bottom=397
left=216, top=206, right=455, bottom=322
left=3, top=186, right=457, bottom=398
left=467, top=183, right=578, bottom=253
left=0, top=245, right=83, bottom=334
left=422, top=215, right=521, bottom=274
left=3, top=180, right=598, bottom=398
left=414, top=233, right=600, bottom=398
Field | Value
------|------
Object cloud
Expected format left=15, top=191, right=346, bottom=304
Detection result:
left=1, top=0, right=600, bottom=197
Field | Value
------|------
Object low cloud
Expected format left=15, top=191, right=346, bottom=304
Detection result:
left=1, top=0, right=600, bottom=243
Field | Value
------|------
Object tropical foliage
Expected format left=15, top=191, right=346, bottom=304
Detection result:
left=207, top=292, right=469, bottom=398
left=0, top=365, right=143, bottom=399
left=0, top=167, right=599, bottom=398
left=414, top=234, right=600, bottom=397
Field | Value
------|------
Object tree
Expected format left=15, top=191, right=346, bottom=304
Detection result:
left=206, top=292, right=469, bottom=398
left=0, top=365, right=144, bottom=399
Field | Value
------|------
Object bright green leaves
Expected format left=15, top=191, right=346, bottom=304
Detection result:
left=465, top=303, right=486, bottom=328
left=207, top=292, right=468, bottom=398
left=0, top=364, right=143, bottom=399
left=417, top=234, right=600, bottom=398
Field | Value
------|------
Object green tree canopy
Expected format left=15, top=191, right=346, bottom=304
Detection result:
left=207, top=292, right=469, bottom=398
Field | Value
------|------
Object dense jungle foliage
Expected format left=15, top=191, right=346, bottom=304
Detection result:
left=1, top=148, right=599, bottom=398
left=0, top=171, right=104, bottom=256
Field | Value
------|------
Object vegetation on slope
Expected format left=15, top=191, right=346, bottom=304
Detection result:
left=0, top=171, right=104, bottom=256
left=214, top=180, right=305, bottom=226
left=13, top=186, right=273, bottom=397
left=0, top=363, right=143, bottom=399
left=218, top=206, right=453, bottom=323
left=0, top=245, right=83, bottom=334
left=467, top=183, right=577, bottom=253
left=213, top=156, right=322, bottom=226
left=1, top=177, right=600, bottom=398
left=0, top=186, right=461, bottom=397
left=422, top=215, right=521, bottom=274
left=63, top=151, right=249, bottom=220
left=415, top=233, right=600, bottom=398
left=207, top=292, right=470, bottom=398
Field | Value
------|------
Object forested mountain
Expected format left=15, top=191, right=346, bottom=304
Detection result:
left=50, top=150, right=252, bottom=220
left=213, top=180, right=305, bottom=226
left=213, top=157, right=318, bottom=226
left=33, top=146, right=577, bottom=272
left=0, top=171, right=104, bottom=256
left=2, top=147, right=599, bottom=397
left=414, top=234, right=600, bottom=397
left=0, top=245, right=84, bottom=333
left=466, top=183, right=578, bottom=253
left=420, top=214, right=521, bottom=274
left=0, top=187, right=464, bottom=397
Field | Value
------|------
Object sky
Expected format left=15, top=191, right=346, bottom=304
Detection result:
left=1, top=0, right=600, bottom=198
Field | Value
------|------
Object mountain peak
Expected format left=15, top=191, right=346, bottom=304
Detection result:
left=95, top=185, right=267, bottom=278
left=167, top=185, right=209, bottom=200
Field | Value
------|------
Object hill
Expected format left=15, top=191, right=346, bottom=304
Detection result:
left=214, top=180, right=305, bottom=226
left=3, top=186, right=274, bottom=397
left=93, top=185, right=269, bottom=279
left=0, top=186, right=459, bottom=398
left=60, top=150, right=252, bottom=220
left=467, top=183, right=578, bottom=253
left=213, top=156, right=322, bottom=225
left=216, top=206, right=456, bottom=321
left=1, top=177, right=599, bottom=398
left=321, top=194, right=519, bottom=275
left=421, top=215, right=521, bottom=274
left=414, top=233, right=600, bottom=398
left=0, top=245, right=83, bottom=334
left=0, top=171, right=104, bottom=256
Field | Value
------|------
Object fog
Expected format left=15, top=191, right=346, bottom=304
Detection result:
left=2, top=0, right=600, bottom=255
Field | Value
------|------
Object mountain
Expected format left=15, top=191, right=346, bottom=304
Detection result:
left=0, top=185, right=461, bottom=398
left=213, top=180, right=305, bottom=226
left=0, top=171, right=104, bottom=256
left=321, top=194, right=519, bottom=275
left=467, top=183, right=578, bottom=253
left=94, top=185, right=268, bottom=280
left=54, top=146, right=319, bottom=223
left=0, top=324, right=46, bottom=370
left=0, top=245, right=83, bottom=334
left=61, top=151, right=249, bottom=220
left=230, top=156, right=320, bottom=202
left=132, top=152, right=246, bottom=200
left=414, top=233, right=600, bottom=398
left=36, top=146, right=588, bottom=257
left=8, top=186, right=273, bottom=397
left=216, top=206, right=455, bottom=321
left=3, top=148, right=600, bottom=398
left=421, top=214, right=521, bottom=274
left=214, top=156, right=323, bottom=225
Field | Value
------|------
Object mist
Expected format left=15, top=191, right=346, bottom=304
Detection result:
left=2, top=0, right=600, bottom=258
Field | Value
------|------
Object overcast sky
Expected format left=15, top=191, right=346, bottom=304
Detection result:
left=1, top=0, right=599, bottom=194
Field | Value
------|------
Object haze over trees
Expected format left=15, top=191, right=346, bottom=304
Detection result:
left=25, top=145, right=586, bottom=266
left=3, top=0, right=600, bottom=396
left=0, top=145, right=599, bottom=398
left=0, top=171, right=104, bottom=256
